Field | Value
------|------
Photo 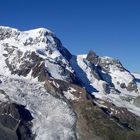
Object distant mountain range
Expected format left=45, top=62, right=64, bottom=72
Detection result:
left=0, top=26, right=140, bottom=140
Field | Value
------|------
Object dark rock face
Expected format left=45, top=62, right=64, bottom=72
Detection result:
left=102, top=82, right=111, bottom=94
left=127, top=82, right=138, bottom=92
left=86, top=50, right=99, bottom=65
left=120, top=83, right=126, bottom=89
left=86, top=51, right=103, bottom=81
left=95, top=100, right=140, bottom=131
left=86, top=51, right=117, bottom=93
left=86, top=51, right=105, bottom=76
left=0, top=102, right=34, bottom=140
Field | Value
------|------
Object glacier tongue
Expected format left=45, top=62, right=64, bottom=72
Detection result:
left=0, top=75, right=76, bottom=140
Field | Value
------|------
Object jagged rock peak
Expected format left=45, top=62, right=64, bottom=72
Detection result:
left=86, top=50, right=99, bottom=65
left=86, top=50, right=125, bottom=72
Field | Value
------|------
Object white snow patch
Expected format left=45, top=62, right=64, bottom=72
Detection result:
left=64, top=87, right=79, bottom=101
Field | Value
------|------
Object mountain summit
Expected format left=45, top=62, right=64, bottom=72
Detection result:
left=0, top=26, right=140, bottom=140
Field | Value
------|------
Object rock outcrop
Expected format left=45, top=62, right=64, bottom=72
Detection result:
left=0, top=102, right=34, bottom=140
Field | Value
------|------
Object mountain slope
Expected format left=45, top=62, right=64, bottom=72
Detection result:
left=70, top=51, right=140, bottom=117
left=0, top=26, right=140, bottom=140
left=0, top=26, right=77, bottom=83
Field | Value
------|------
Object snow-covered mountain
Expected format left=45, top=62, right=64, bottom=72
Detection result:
left=0, top=26, right=77, bottom=82
left=0, top=26, right=140, bottom=140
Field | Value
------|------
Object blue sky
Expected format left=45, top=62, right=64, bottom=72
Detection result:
left=0, top=0, right=140, bottom=72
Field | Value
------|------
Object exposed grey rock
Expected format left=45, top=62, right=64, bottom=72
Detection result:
left=102, top=82, right=111, bottom=94
left=120, top=83, right=126, bottom=89
left=127, top=82, right=138, bottom=92
left=86, top=50, right=99, bottom=65
left=120, top=81, right=138, bottom=92
left=94, top=99, right=140, bottom=131
left=0, top=102, right=34, bottom=140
